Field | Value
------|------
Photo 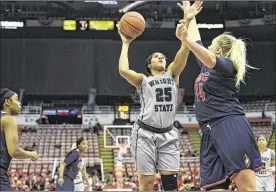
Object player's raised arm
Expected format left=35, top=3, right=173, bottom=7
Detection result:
left=178, top=1, right=202, bottom=42
left=178, top=1, right=204, bottom=68
left=167, top=1, right=203, bottom=81
left=117, top=23, right=145, bottom=89
left=2, top=115, right=38, bottom=160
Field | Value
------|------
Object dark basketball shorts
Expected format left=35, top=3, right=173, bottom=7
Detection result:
left=0, top=168, right=14, bottom=191
left=55, top=175, right=74, bottom=191
left=199, top=115, right=262, bottom=190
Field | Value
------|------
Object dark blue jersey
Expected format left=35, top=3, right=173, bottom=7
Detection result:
left=0, top=111, right=12, bottom=172
left=194, top=41, right=245, bottom=126
left=63, top=150, right=81, bottom=180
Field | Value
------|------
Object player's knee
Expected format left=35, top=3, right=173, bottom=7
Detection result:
left=140, top=183, right=154, bottom=191
left=234, top=169, right=257, bottom=191
left=160, top=173, right=178, bottom=191
left=138, top=174, right=155, bottom=190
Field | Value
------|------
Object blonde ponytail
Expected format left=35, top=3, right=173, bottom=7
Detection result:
left=228, top=39, right=246, bottom=87
left=217, top=34, right=258, bottom=87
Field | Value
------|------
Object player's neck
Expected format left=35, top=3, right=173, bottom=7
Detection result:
left=151, top=70, right=165, bottom=77
left=1, top=108, right=11, bottom=115
left=259, top=146, right=267, bottom=153
left=79, top=151, right=85, bottom=157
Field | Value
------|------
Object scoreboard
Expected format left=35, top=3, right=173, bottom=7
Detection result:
left=116, top=105, right=130, bottom=120
left=63, top=20, right=115, bottom=31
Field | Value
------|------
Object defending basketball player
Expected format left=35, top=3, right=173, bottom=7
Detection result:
left=177, top=1, right=263, bottom=191
left=256, top=135, right=275, bottom=191
left=56, top=137, right=88, bottom=191
left=69, top=144, right=90, bottom=191
left=0, top=88, right=38, bottom=191
left=117, top=2, right=202, bottom=191
left=105, top=141, right=130, bottom=188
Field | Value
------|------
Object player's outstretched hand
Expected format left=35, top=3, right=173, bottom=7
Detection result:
left=177, top=1, right=203, bottom=20
left=176, top=23, right=188, bottom=42
left=116, top=23, right=135, bottom=44
left=30, top=151, right=38, bottom=161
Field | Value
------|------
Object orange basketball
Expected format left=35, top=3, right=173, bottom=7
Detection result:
left=119, top=11, right=145, bottom=39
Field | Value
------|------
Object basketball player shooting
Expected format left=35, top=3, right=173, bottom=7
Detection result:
left=117, top=2, right=202, bottom=191
left=0, top=88, right=38, bottom=191
left=256, top=135, right=275, bottom=191
left=178, top=1, right=263, bottom=191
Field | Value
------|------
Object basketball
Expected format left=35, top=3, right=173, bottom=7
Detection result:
left=119, top=11, right=145, bottom=39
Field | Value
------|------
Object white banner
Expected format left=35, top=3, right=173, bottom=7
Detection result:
left=14, top=114, right=40, bottom=125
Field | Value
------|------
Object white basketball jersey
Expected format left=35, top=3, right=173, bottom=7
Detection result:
left=74, top=159, right=84, bottom=184
left=137, top=72, right=178, bottom=128
left=256, top=148, right=276, bottom=177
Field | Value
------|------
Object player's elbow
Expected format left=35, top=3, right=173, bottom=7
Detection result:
left=9, top=147, right=22, bottom=158
left=119, top=69, right=129, bottom=77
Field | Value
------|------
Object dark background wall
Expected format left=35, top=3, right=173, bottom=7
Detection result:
left=1, top=39, right=275, bottom=97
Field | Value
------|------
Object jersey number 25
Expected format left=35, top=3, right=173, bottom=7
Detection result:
left=155, top=87, right=172, bottom=102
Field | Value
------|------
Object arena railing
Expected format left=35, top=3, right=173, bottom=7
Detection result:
left=82, top=100, right=275, bottom=115
left=114, top=157, right=199, bottom=163
left=82, top=106, right=114, bottom=114
left=27, top=124, right=94, bottom=130
left=21, top=106, right=42, bottom=114
left=82, top=105, right=196, bottom=114
left=265, top=101, right=276, bottom=112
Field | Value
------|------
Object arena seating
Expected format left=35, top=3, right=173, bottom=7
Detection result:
left=10, top=99, right=275, bottom=180
left=265, top=101, right=276, bottom=112
left=251, top=122, right=273, bottom=140
left=186, top=131, right=201, bottom=156
left=179, top=131, right=198, bottom=156
left=241, top=99, right=270, bottom=112
left=9, top=159, right=55, bottom=175
left=269, top=125, right=275, bottom=150
left=19, top=126, right=99, bottom=158
left=10, top=126, right=100, bottom=174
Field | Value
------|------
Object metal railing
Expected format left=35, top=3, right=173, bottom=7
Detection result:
left=21, top=106, right=42, bottom=114
left=26, top=124, right=93, bottom=129
left=82, top=101, right=275, bottom=115
left=114, top=156, right=199, bottom=163
left=265, top=102, right=276, bottom=112
left=82, top=105, right=196, bottom=114
left=20, top=100, right=275, bottom=116
left=82, top=106, right=114, bottom=114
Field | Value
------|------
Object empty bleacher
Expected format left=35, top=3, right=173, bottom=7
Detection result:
left=187, top=131, right=201, bottom=156
left=10, top=159, right=55, bottom=175
left=241, top=99, right=270, bottom=112
left=179, top=132, right=197, bottom=157
left=19, top=126, right=99, bottom=158
left=11, top=126, right=100, bottom=174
